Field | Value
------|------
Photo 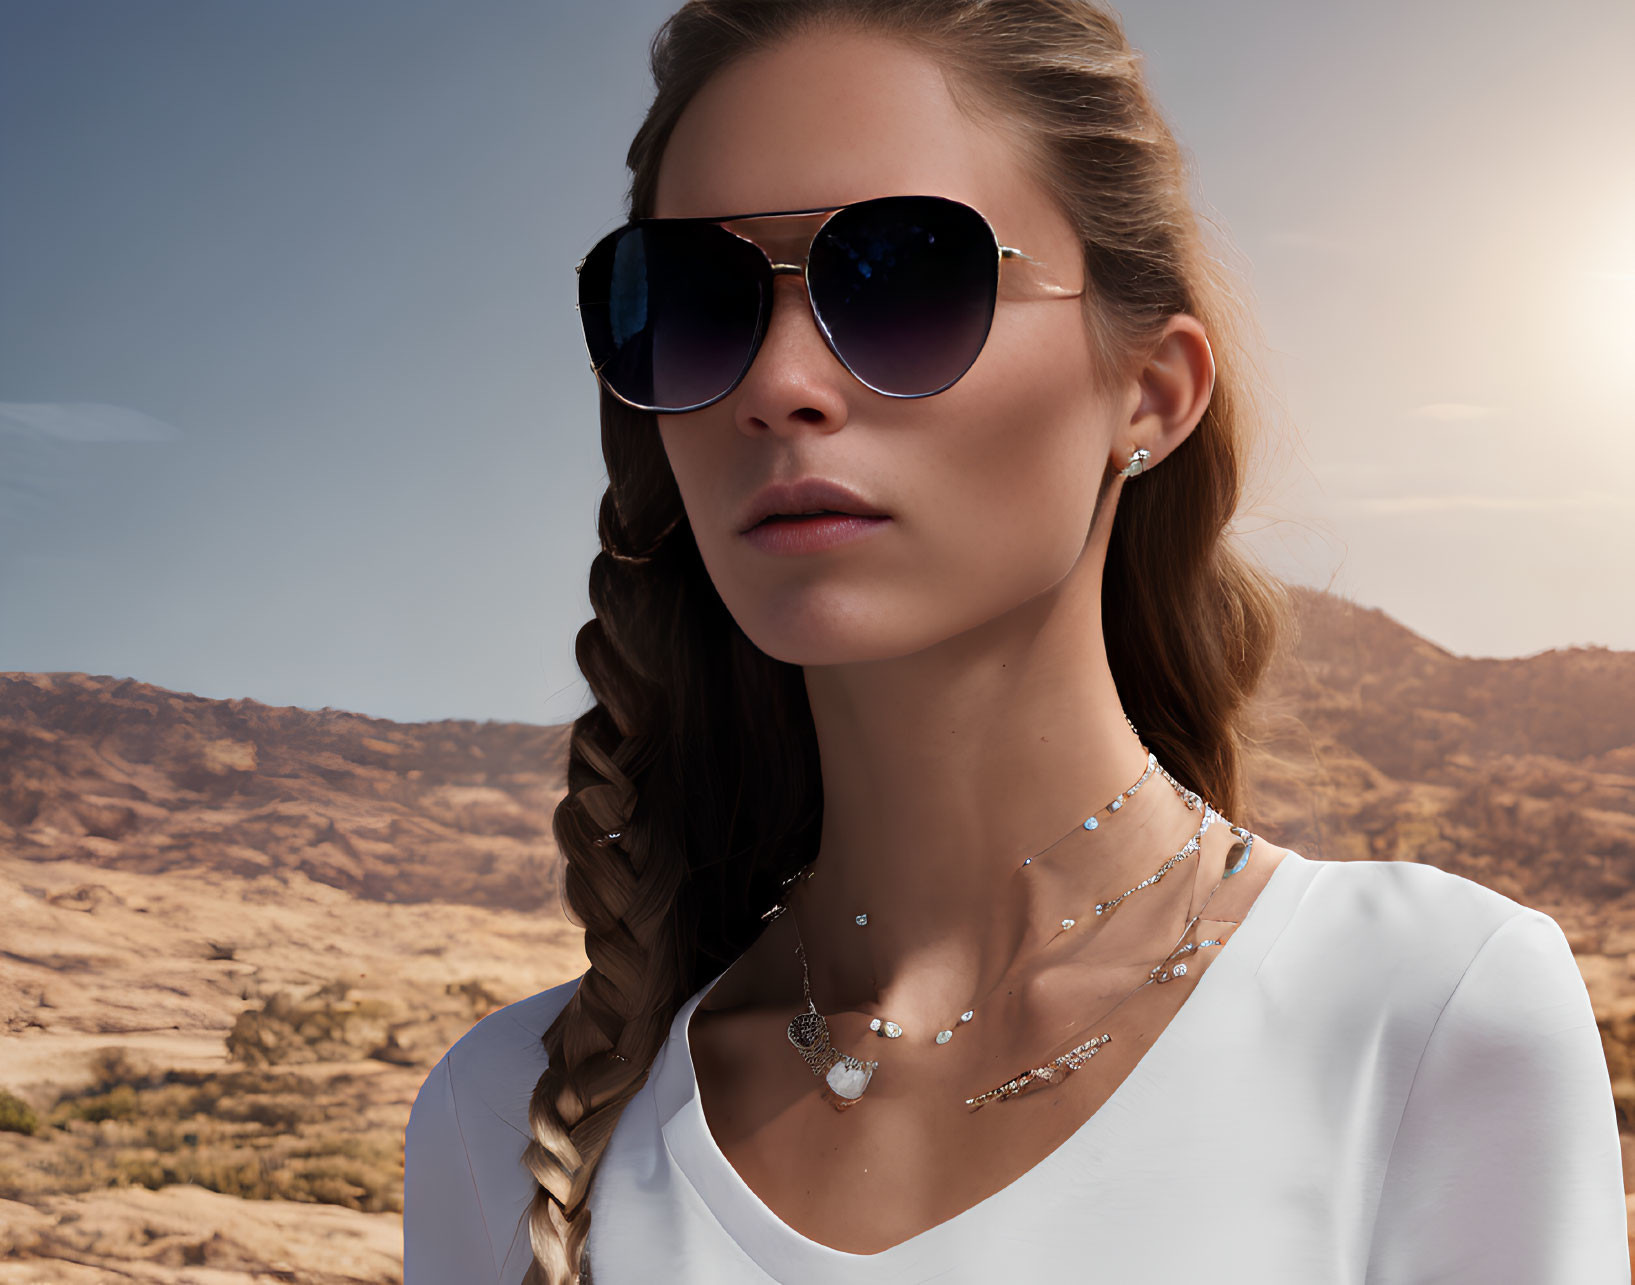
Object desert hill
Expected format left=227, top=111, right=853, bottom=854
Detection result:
left=1249, top=587, right=1635, bottom=913
left=1, top=582, right=1632, bottom=1280
left=0, top=673, right=570, bottom=909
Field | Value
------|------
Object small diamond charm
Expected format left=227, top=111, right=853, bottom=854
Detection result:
left=1083, top=816, right=1098, bottom=830
left=1061, top=918, right=1076, bottom=929
left=855, top=913, right=868, bottom=925
left=869, top=1017, right=882, bottom=1032
left=1172, top=961, right=1188, bottom=976
left=883, top=1021, right=902, bottom=1038
left=960, top=1010, right=974, bottom=1022
left=1110, top=798, right=1122, bottom=810
left=935, top=1030, right=953, bottom=1044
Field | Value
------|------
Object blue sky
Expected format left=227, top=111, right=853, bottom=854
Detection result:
left=2, top=0, right=1631, bottom=724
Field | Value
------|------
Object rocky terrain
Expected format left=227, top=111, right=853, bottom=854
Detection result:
left=1, top=582, right=1632, bottom=1280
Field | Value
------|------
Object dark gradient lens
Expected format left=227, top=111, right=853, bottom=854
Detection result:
left=807, top=195, right=998, bottom=396
left=578, top=221, right=768, bottom=411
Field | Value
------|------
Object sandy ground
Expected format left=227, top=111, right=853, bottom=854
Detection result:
left=1, top=849, right=588, bottom=1284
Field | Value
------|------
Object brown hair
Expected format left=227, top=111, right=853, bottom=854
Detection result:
left=522, top=2, right=1294, bottom=1280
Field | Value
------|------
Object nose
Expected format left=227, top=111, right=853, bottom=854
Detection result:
left=732, top=272, right=852, bottom=435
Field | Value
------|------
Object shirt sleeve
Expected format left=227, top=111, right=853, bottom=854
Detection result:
left=403, top=1055, right=501, bottom=1285
left=1365, top=908, right=1630, bottom=1284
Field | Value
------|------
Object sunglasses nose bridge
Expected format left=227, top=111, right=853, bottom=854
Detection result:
left=738, top=261, right=863, bottom=403
left=719, top=208, right=831, bottom=267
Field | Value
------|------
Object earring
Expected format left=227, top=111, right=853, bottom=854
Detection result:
left=1118, top=448, right=1151, bottom=478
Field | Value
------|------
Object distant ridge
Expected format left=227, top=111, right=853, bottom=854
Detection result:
left=0, top=671, right=571, bottom=909
left=3, top=583, right=1632, bottom=914
left=1245, top=585, right=1635, bottom=912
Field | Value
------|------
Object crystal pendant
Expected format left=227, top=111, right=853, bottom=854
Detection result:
left=825, top=1058, right=873, bottom=1099
left=820, top=1050, right=878, bottom=1111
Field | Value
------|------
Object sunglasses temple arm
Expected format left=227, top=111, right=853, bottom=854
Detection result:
left=999, top=246, right=1085, bottom=300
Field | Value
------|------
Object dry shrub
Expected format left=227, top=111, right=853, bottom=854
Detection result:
left=3, top=1062, right=403, bottom=1213
left=226, top=981, right=395, bottom=1067
left=0, top=1088, right=38, bottom=1136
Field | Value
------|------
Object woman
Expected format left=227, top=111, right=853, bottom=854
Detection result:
left=404, top=2, right=1626, bottom=1282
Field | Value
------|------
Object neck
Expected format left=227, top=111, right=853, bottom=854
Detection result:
left=783, top=601, right=1213, bottom=1023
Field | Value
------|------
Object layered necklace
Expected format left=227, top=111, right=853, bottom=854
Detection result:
left=762, top=717, right=1257, bottom=1111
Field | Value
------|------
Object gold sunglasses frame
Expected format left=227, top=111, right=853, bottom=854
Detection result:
left=573, top=194, right=1084, bottom=413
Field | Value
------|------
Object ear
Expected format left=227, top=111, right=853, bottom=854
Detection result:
left=1113, top=315, right=1216, bottom=475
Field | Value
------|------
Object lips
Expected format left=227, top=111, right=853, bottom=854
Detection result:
left=741, top=511, right=891, bottom=555
left=740, top=477, right=888, bottom=533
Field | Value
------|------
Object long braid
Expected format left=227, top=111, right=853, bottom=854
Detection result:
left=518, top=481, right=696, bottom=1283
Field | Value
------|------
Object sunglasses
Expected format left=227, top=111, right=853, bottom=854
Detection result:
left=574, top=193, right=1084, bottom=414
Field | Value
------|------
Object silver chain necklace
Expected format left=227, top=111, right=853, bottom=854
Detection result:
left=764, top=720, right=1255, bottom=1111
left=963, top=819, right=1252, bottom=1109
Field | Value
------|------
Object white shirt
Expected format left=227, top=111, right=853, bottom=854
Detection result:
left=403, top=851, right=1629, bottom=1283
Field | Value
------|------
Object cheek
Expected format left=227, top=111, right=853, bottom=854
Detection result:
left=656, top=414, right=762, bottom=594
left=656, top=416, right=723, bottom=525
left=916, top=315, right=1103, bottom=577
left=655, top=416, right=690, bottom=480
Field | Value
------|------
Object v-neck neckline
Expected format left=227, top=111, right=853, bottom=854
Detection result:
left=651, top=848, right=1315, bottom=1284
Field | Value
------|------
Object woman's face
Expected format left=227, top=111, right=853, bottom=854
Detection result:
left=652, top=27, right=1125, bottom=666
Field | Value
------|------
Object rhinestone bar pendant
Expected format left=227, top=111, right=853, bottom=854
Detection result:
left=965, top=1032, right=1113, bottom=1109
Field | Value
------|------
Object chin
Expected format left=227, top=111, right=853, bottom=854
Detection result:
left=732, top=599, right=941, bottom=669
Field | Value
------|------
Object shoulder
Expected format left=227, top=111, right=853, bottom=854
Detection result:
left=1294, top=851, right=1544, bottom=958
left=409, top=972, right=585, bottom=1146
left=1251, top=850, right=1580, bottom=1031
left=1267, top=855, right=1598, bottom=1101
left=1332, top=856, right=1588, bottom=1032
left=1360, top=870, right=1623, bottom=1277
left=1281, top=850, right=1589, bottom=1033
left=403, top=973, right=585, bottom=1285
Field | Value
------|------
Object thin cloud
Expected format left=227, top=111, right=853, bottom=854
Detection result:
left=0, top=401, right=184, bottom=443
left=1407, top=402, right=1506, bottom=422
left=0, top=403, right=186, bottom=549
left=1335, top=491, right=1624, bottom=515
